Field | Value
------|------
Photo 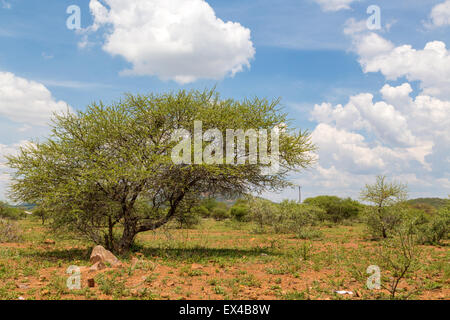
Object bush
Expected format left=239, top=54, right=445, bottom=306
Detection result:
left=363, top=205, right=404, bottom=239
left=375, top=223, right=422, bottom=299
left=248, top=198, right=278, bottom=233
left=277, top=201, right=324, bottom=238
left=303, top=196, right=361, bottom=223
left=0, top=218, right=22, bottom=243
left=413, top=206, right=449, bottom=245
left=0, top=202, right=26, bottom=220
left=174, top=209, right=201, bottom=229
left=230, top=205, right=250, bottom=222
left=211, top=207, right=230, bottom=221
left=248, top=199, right=324, bottom=238
left=191, top=205, right=210, bottom=218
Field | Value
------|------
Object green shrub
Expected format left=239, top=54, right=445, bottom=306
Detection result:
left=230, top=205, right=250, bottom=222
left=294, top=227, right=322, bottom=240
left=413, top=207, right=449, bottom=245
left=0, top=218, right=22, bottom=243
left=191, top=205, right=210, bottom=218
left=303, top=196, right=361, bottom=223
left=211, top=207, right=230, bottom=221
left=363, top=205, right=404, bottom=239
left=175, top=209, right=201, bottom=229
left=0, top=202, right=26, bottom=220
left=248, top=198, right=278, bottom=233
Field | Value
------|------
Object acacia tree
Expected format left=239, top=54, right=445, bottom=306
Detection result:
left=360, top=175, right=408, bottom=239
left=7, top=89, right=315, bottom=253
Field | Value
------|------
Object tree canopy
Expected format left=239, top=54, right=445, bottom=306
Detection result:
left=7, top=89, right=316, bottom=253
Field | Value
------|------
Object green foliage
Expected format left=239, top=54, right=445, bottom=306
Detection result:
left=0, top=202, right=26, bottom=220
left=229, top=200, right=250, bottom=222
left=360, top=176, right=408, bottom=239
left=174, top=209, right=201, bottom=229
left=7, top=89, right=316, bottom=253
left=191, top=205, right=210, bottom=218
left=303, top=196, right=361, bottom=223
left=248, top=198, right=323, bottom=238
left=248, top=198, right=278, bottom=233
left=211, top=207, right=230, bottom=221
left=376, top=223, right=422, bottom=299
left=407, top=198, right=450, bottom=210
left=411, top=204, right=449, bottom=245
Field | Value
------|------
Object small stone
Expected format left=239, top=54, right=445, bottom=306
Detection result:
left=44, top=239, right=55, bottom=245
left=18, top=296, right=25, bottom=300
left=16, top=283, right=29, bottom=289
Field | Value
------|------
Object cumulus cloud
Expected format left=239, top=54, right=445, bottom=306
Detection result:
left=84, top=0, right=255, bottom=84
left=429, top=0, right=450, bottom=27
left=311, top=90, right=417, bottom=147
left=0, top=72, right=71, bottom=200
left=0, top=72, right=71, bottom=126
left=314, top=0, right=359, bottom=12
left=352, top=33, right=450, bottom=99
left=307, top=81, right=450, bottom=197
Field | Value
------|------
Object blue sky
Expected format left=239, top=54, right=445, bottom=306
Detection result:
left=0, top=0, right=449, bottom=202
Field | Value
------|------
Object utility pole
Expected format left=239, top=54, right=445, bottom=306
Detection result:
left=298, top=185, right=302, bottom=204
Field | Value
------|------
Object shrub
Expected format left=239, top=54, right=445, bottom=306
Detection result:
left=413, top=206, right=449, bottom=245
left=230, top=205, right=250, bottom=222
left=363, top=205, right=405, bottom=239
left=376, top=223, right=422, bottom=299
left=0, top=202, right=26, bottom=220
left=174, top=209, right=201, bottom=229
left=0, top=218, right=22, bottom=243
left=191, top=205, right=210, bottom=218
left=303, top=196, right=361, bottom=223
left=248, top=198, right=277, bottom=233
left=211, top=207, right=230, bottom=221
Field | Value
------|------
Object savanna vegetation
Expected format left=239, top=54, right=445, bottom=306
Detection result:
left=0, top=90, right=448, bottom=300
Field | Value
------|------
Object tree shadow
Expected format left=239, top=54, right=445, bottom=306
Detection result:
left=25, top=247, right=92, bottom=263
left=136, top=245, right=278, bottom=262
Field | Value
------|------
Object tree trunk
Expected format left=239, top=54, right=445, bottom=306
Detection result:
left=116, top=224, right=136, bottom=254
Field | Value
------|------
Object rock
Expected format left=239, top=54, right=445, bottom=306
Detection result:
left=87, top=278, right=95, bottom=288
left=191, top=263, right=203, bottom=270
left=16, top=283, right=29, bottom=289
left=44, top=239, right=55, bottom=245
left=89, top=261, right=106, bottom=272
left=18, top=296, right=25, bottom=300
left=90, top=245, right=121, bottom=267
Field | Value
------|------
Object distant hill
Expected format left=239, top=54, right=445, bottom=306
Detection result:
left=12, top=203, right=36, bottom=211
left=407, top=198, right=449, bottom=209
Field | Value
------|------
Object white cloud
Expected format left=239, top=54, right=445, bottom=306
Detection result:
left=0, top=141, right=31, bottom=201
left=353, top=33, right=450, bottom=99
left=0, top=72, right=71, bottom=126
left=311, top=90, right=417, bottom=147
left=0, top=72, right=71, bottom=201
left=84, top=0, right=255, bottom=84
left=429, top=0, right=450, bottom=27
left=305, top=79, right=450, bottom=198
left=314, top=0, right=358, bottom=12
